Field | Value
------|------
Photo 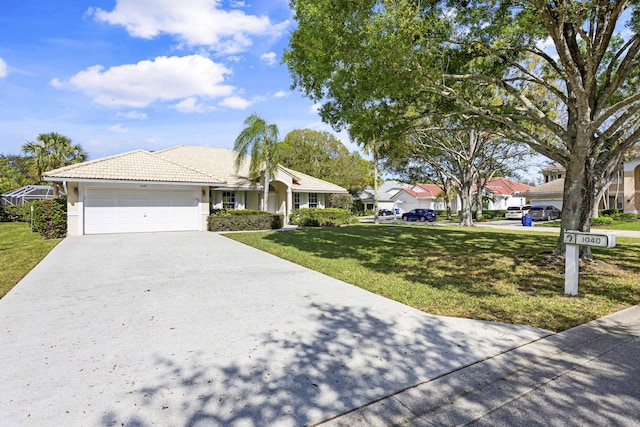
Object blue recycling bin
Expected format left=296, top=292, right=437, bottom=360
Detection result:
left=394, top=208, right=400, bottom=215
left=521, top=214, right=533, bottom=226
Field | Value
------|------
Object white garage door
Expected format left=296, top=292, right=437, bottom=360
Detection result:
left=84, top=187, right=199, bottom=234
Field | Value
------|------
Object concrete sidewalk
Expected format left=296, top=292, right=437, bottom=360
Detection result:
left=323, top=306, right=640, bottom=426
left=0, top=232, right=551, bottom=426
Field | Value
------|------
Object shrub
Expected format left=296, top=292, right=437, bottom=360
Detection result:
left=599, top=209, right=622, bottom=217
left=611, top=212, right=638, bottom=221
left=329, top=193, right=354, bottom=210
left=0, top=203, right=34, bottom=222
left=591, top=216, right=614, bottom=226
left=207, top=212, right=283, bottom=231
left=31, top=198, right=67, bottom=239
left=289, top=208, right=353, bottom=227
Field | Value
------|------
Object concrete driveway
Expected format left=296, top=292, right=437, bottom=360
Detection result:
left=0, top=232, right=552, bottom=426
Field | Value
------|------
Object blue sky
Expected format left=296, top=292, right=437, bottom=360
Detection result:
left=0, top=0, right=357, bottom=160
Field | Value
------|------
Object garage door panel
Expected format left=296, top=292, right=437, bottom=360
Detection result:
left=84, top=187, right=199, bottom=234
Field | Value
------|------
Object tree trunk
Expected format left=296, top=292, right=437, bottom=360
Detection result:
left=458, top=183, right=474, bottom=226
left=262, top=158, right=270, bottom=212
left=373, top=145, right=379, bottom=224
left=555, top=153, right=597, bottom=259
left=474, top=188, right=483, bottom=221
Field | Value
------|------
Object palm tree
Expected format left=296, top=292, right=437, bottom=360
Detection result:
left=233, top=114, right=280, bottom=212
left=22, top=132, right=88, bottom=197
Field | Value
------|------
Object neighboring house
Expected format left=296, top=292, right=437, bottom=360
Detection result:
left=390, top=178, right=529, bottom=214
left=482, top=178, right=532, bottom=210
left=43, top=145, right=348, bottom=235
left=1, top=185, right=62, bottom=206
left=356, top=180, right=412, bottom=212
left=523, top=154, right=640, bottom=213
left=391, top=184, right=458, bottom=214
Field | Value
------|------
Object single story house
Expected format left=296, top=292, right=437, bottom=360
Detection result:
left=390, top=184, right=458, bottom=214
left=356, top=180, right=412, bottom=212
left=482, top=178, right=532, bottom=210
left=390, top=178, right=530, bottom=214
left=43, top=145, right=348, bottom=235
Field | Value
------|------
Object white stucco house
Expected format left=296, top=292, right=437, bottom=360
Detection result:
left=389, top=178, right=530, bottom=214
left=390, top=184, right=457, bottom=214
left=356, top=180, right=412, bottom=211
left=43, top=145, right=348, bottom=235
left=482, top=178, right=532, bottom=210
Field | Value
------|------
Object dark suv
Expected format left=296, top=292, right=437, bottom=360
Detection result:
left=529, top=205, right=562, bottom=221
left=401, top=208, right=436, bottom=222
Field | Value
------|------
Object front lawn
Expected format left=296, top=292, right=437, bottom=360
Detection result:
left=0, top=222, right=61, bottom=298
left=543, top=218, right=640, bottom=231
left=225, top=224, right=640, bottom=332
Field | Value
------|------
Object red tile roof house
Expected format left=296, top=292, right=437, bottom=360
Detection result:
left=43, top=145, right=348, bottom=235
left=480, top=178, right=532, bottom=210
left=389, top=179, right=532, bottom=215
left=390, top=184, right=458, bottom=215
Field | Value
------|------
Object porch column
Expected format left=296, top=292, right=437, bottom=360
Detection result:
left=286, top=187, right=292, bottom=224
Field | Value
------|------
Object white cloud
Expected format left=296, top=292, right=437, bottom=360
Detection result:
left=109, top=123, right=129, bottom=133
left=174, top=97, right=207, bottom=113
left=310, top=103, right=321, bottom=113
left=218, top=96, right=253, bottom=109
left=0, top=58, right=7, bottom=77
left=273, top=90, right=289, bottom=98
left=90, top=0, right=289, bottom=54
left=54, top=55, right=234, bottom=108
left=116, top=111, right=148, bottom=120
left=260, top=51, right=277, bottom=66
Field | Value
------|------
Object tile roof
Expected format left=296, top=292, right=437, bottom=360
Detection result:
left=523, top=178, right=565, bottom=195
left=483, top=177, right=532, bottom=195
left=391, top=184, right=444, bottom=200
left=279, top=166, right=348, bottom=193
left=43, top=149, right=224, bottom=184
left=44, top=145, right=348, bottom=193
left=155, top=145, right=259, bottom=189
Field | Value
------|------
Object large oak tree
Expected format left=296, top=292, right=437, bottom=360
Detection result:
left=285, top=0, right=640, bottom=258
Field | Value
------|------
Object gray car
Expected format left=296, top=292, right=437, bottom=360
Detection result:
left=529, top=205, right=562, bottom=221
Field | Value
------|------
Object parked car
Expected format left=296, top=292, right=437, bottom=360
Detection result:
left=528, top=205, right=562, bottom=221
left=378, top=209, right=395, bottom=217
left=401, top=208, right=436, bottom=222
left=505, top=205, right=532, bottom=219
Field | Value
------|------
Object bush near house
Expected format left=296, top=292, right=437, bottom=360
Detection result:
left=329, top=193, right=354, bottom=210
left=290, top=208, right=356, bottom=227
left=0, top=203, right=32, bottom=222
left=1, top=200, right=67, bottom=239
left=31, top=199, right=67, bottom=239
left=208, top=210, right=284, bottom=231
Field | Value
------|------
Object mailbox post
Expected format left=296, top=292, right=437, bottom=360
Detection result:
left=563, top=231, right=616, bottom=296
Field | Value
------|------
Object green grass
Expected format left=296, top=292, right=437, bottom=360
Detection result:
left=543, top=219, right=640, bottom=231
left=225, top=224, right=640, bottom=332
left=0, top=222, right=61, bottom=298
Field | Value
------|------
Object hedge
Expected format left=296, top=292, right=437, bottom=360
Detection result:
left=591, top=216, right=614, bottom=226
left=208, top=212, right=284, bottom=231
left=0, top=204, right=31, bottom=222
left=289, top=208, right=355, bottom=227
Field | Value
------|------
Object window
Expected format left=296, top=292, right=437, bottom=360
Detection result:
left=309, top=193, right=318, bottom=208
left=294, top=193, right=300, bottom=210
left=222, top=191, right=236, bottom=210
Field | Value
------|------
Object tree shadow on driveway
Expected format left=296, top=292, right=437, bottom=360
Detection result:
left=99, top=301, right=547, bottom=427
